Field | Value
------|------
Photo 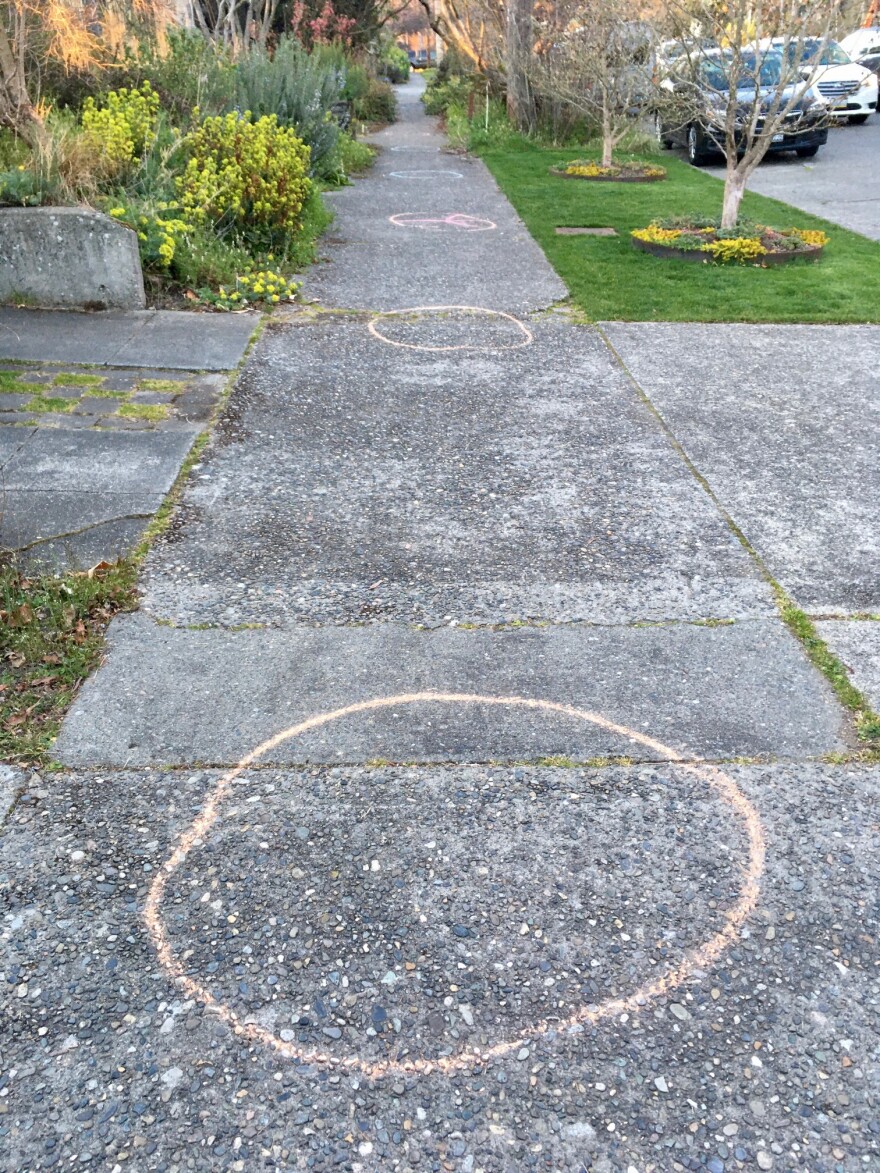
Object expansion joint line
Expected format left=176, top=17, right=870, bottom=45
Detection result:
left=595, top=325, right=880, bottom=748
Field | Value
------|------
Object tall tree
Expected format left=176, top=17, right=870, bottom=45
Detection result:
left=659, top=0, right=841, bottom=227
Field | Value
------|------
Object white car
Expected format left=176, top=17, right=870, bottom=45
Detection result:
left=840, top=27, right=880, bottom=62
left=765, top=37, right=877, bottom=123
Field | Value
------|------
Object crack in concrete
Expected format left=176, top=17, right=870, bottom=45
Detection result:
left=7, top=513, right=153, bottom=553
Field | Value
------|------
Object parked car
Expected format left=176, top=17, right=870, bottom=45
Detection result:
left=840, top=28, right=880, bottom=99
left=840, top=26, right=880, bottom=63
left=656, top=49, right=829, bottom=165
left=764, top=37, right=877, bottom=123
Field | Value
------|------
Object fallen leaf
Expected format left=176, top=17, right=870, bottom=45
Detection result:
left=85, top=560, right=113, bottom=579
left=8, top=603, right=34, bottom=626
left=42, top=654, right=61, bottom=665
left=5, top=651, right=25, bottom=667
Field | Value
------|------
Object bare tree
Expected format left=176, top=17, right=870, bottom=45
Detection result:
left=529, top=0, right=653, bottom=165
left=0, top=1, right=176, bottom=147
left=658, top=0, right=840, bottom=227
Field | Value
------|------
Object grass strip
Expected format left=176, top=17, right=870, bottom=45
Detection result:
left=0, top=562, right=137, bottom=765
left=775, top=591, right=880, bottom=745
left=480, top=139, right=880, bottom=323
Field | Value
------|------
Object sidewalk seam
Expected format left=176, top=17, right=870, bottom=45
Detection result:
left=596, top=323, right=880, bottom=750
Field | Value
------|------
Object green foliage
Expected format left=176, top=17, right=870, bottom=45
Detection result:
left=106, top=200, right=192, bottom=270
left=338, top=133, right=375, bottom=175
left=340, top=62, right=371, bottom=103
left=0, top=130, right=30, bottom=171
left=0, top=168, right=46, bottom=206
left=131, top=30, right=237, bottom=122
left=178, top=112, right=312, bottom=247
left=422, top=72, right=472, bottom=116
left=233, top=38, right=345, bottom=180
left=380, top=45, right=411, bottom=84
left=196, top=268, right=299, bottom=311
left=170, top=225, right=257, bottom=290
left=81, top=82, right=161, bottom=174
left=0, top=560, right=136, bottom=766
left=353, top=78, right=396, bottom=124
left=480, top=138, right=880, bottom=323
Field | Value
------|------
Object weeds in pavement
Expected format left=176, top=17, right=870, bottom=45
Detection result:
left=778, top=595, right=880, bottom=745
left=0, top=561, right=137, bottom=765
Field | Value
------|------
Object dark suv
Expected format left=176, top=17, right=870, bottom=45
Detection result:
left=656, top=50, right=829, bottom=165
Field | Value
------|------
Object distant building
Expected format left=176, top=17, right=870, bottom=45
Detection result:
left=392, top=0, right=443, bottom=68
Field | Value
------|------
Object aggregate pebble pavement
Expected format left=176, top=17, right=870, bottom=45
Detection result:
left=1, top=76, right=879, bottom=1173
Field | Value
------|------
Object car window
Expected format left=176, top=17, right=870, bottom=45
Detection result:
left=786, top=40, right=851, bottom=67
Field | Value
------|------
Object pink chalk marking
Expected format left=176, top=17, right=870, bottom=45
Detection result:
left=389, top=212, right=497, bottom=232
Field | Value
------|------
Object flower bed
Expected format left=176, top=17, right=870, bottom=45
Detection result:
left=550, top=160, right=667, bottom=183
left=631, top=217, right=828, bottom=265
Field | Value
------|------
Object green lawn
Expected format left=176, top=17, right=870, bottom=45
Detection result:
left=481, top=140, right=880, bottom=323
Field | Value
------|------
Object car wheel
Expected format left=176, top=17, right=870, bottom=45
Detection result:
left=848, top=113, right=870, bottom=124
left=655, top=113, right=674, bottom=149
left=796, top=145, right=820, bottom=158
left=686, top=124, right=709, bottom=166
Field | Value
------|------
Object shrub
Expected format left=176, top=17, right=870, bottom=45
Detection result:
left=422, top=73, right=471, bottom=116
left=341, top=61, right=371, bottom=103
left=177, top=112, right=312, bottom=246
left=339, top=133, right=375, bottom=175
left=353, top=78, right=396, bottom=124
left=0, top=168, right=46, bottom=206
left=380, top=45, right=410, bottom=84
left=170, top=225, right=256, bottom=289
left=233, top=38, right=345, bottom=180
left=136, top=30, right=236, bottom=122
left=81, top=82, right=161, bottom=174
left=106, top=201, right=192, bottom=270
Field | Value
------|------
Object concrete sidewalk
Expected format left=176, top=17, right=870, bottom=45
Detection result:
left=3, top=75, right=879, bottom=1173
left=0, top=309, right=259, bottom=568
left=0, top=307, right=259, bottom=370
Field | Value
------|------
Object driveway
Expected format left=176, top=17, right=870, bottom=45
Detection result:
left=706, top=116, right=880, bottom=239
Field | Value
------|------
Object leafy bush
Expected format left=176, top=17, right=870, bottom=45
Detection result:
left=422, top=73, right=471, bottom=116
left=106, top=201, right=192, bottom=270
left=177, top=112, right=312, bottom=247
left=81, top=82, right=161, bottom=174
left=135, top=30, right=236, bottom=121
left=0, top=168, right=46, bottom=206
left=353, top=78, right=396, bottom=123
left=170, top=225, right=257, bottom=289
left=339, top=133, right=375, bottom=174
left=380, top=45, right=410, bottom=84
left=233, top=38, right=345, bottom=180
left=341, top=62, right=371, bottom=103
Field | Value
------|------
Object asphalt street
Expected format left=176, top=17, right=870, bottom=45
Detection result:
left=2, top=75, right=879, bottom=1173
left=705, top=115, right=880, bottom=240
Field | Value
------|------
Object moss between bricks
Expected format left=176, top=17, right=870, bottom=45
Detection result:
left=118, top=402, right=170, bottom=422
left=26, top=396, right=76, bottom=414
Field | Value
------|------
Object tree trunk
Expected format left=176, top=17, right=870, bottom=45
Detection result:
left=0, top=21, right=43, bottom=151
left=505, top=0, right=535, bottom=134
left=601, top=95, right=613, bottom=167
left=721, top=167, right=747, bottom=230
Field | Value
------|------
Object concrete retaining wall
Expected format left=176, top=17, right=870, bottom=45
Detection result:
left=0, top=207, right=146, bottom=310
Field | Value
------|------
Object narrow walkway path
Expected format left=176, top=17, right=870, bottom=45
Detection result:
left=4, top=77, right=878, bottom=1173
